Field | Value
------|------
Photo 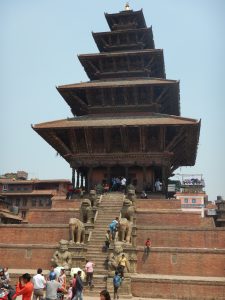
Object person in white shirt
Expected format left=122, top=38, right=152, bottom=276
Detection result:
left=32, top=268, right=46, bottom=300
left=121, top=177, right=126, bottom=193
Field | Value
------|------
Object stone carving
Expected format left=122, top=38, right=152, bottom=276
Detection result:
left=108, top=241, right=130, bottom=273
left=51, top=239, right=72, bottom=269
left=80, top=198, right=93, bottom=223
left=127, top=187, right=136, bottom=203
left=69, top=218, right=85, bottom=244
left=118, top=218, right=132, bottom=243
left=121, top=198, right=135, bottom=222
left=89, top=190, right=98, bottom=207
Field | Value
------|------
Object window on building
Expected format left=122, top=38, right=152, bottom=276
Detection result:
left=39, top=199, right=44, bottom=206
left=16, top=198, right=20, bottom=206
left=192, top=199, right=196, bottom=203
left=10, top=187, right=14, bottom=191
left=22, top=198, right=27, bottom=206
left=184, top=198, right=188, bottom=203
left=3, top=185, right=8, bottom=191
left=21, top=211, right=26, bottom=218
left=32, top=199, right=36, bottom=207
left=17, top=187, right=21, bottom=191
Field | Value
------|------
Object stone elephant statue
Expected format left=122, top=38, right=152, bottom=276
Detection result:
left=80, top=198, right=93, bottom=223
left=121, top=198, right=135, bottom=222
left=118, top=218, right=132, bottom=243
left=69, top=218, right=85, bottom=244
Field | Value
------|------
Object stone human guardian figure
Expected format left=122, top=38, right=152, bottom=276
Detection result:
left=51, top=239, right=72, bottom=269
left=108, top=241, right=130, bottom=273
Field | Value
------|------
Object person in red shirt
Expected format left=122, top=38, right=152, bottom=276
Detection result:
left=144, top=237, right=152, bottom=255
left=13, top=273, right=33, bottom=300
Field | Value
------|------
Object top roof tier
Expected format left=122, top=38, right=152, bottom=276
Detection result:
left=93, top=9, right=154, bottom=52
left=105, top=9, right=147, bottom=31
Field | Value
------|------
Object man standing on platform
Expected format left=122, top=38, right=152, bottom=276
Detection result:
left=121, top=177, right=127, bottom=193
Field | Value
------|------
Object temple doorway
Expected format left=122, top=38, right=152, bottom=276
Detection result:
left=110, top=165, right=125, bottom=179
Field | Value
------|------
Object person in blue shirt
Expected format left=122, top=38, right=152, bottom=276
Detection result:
left=113, top=271, right=121, bottom=300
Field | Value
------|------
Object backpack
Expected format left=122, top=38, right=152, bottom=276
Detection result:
left=113, top=275, right=121, bottom=288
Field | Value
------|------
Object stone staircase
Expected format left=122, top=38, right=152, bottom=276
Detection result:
left=84, top=192, right=125, bottom=293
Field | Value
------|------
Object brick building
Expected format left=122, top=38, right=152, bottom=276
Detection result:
left=0, top=174, right=71, bottom=219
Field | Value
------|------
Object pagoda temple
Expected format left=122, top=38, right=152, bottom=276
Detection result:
left=33, top=7, right=200, bottom=193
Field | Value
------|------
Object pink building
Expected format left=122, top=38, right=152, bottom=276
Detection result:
left=175, top=174, right=208, bottom=210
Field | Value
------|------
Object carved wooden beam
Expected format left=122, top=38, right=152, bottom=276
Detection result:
left=123, top=87, right=128, bottom=105
left=48, top=130, right=72, bottom=156
left=120, top=127, right=129, bottom=152
left=166, top=127, right=186, bottom=152
left=100, top=37, right=109, bottom=47
left=100, top=88, right=105, bottom=106
left=87, top=60, right=100, bottom=73
left=70, top=92, right=88, bottom=109
left=145, top=55, right=155, bottom=69
left=111, top=88, right=115, bottom=106
left=68, top=129, right=78, bottom=153
left=139, top=126, right=146, bottom=152
left=133, top=86, right=138, bottom=105
left=160, top=126, right=166, bottom=151
left=104, top=128, right=111, bottom=153
left=84, top=128, right=92, bottom=153
left=155, top=86, right=169, bottom=104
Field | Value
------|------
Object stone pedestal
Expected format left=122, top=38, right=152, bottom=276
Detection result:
left=107, top=276, right=132, bottom=298
left=68, top=243, right=87, bottom=269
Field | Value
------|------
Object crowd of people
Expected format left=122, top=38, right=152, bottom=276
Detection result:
left=0, top=265, right=119, bottom=300
left=182, top=178, right=204, bottom=186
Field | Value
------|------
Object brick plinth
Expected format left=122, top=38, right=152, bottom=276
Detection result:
left=0, top=244, right=57, bottom=269
left=131, top=275, right=225, bottom=300
left=136, top=210, right=215, bottom=227
left=137, top=247, right=225, bottom=277
left=51, top=197, right=81, bottom=209
left=27, top=209, right=79, bottom=224
left=0, top=224, right=69, bottom=244
left=137, top=226, right=225, bottom=248
left=136, top=198, right=181, bottom=210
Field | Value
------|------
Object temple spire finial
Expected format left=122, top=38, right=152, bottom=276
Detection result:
left=125, top=2, right=131, bottom=11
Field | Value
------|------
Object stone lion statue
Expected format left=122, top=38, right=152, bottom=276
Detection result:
left=121, top=198, right=135, bottom=222
left=118, top=218, right=132, bottom=243
left=51, top=239, right=72, bottom=269
left=80, top=198, right=93, bottom=223
left=69, top=218, right=85, bottom=244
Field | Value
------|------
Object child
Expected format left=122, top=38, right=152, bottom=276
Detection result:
left=113, top=271, right=121, bottom=300
left=144, top=237, right=151, bottom=254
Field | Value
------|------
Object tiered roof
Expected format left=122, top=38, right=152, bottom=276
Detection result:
left=33, top=7, right=200, bottom=172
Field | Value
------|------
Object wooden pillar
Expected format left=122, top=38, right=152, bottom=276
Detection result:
left=125, top=166, right=128, bottom=180
left=162, top=166, right=166, bottom=194
left=81, top=172, right=84, bottom=188
left=72, top=168, right=75, bottom=189
left=76, top=170, right=80, bottom=188
left=143, top=166, right=147, bottom=187
left=106, top=166, right=110, bottom=185
left=87, top=167, right=93, bottom=191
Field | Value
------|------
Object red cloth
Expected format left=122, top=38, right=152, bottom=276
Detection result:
left=13, top=281, right=33, bottom=300
left=72, top=277, right=76, bottom=287
left=145, top=239, right=151, bottom=247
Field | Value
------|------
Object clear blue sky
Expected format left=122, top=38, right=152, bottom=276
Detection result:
left=1, top=0, right=225, bottom=200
